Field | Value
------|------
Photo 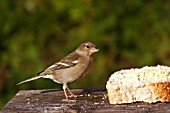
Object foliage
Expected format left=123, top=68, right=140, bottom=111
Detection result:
left=0, top=0, right=170, bottom=109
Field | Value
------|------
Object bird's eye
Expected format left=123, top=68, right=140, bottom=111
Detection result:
left=85, top=45, right=90, bottom=49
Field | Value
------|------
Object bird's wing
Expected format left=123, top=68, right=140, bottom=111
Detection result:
left=38, top=52, right=80, bottom=75
left=45, top=61, right=77, bottom=71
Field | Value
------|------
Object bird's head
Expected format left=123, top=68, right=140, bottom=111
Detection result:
left=76, top=42, right=99, bottom=56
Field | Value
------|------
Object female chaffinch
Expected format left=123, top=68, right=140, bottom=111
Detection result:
left=17, top=41, right=99, bottom=101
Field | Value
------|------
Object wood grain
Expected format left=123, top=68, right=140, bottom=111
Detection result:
left=1, top=88, right=170, bottom=112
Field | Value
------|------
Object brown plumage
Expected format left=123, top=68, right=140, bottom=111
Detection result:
left=17, top=42, right=99, bottom=101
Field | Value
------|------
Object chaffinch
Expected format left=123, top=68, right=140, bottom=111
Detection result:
left=17, top=41, right=99, bottom=101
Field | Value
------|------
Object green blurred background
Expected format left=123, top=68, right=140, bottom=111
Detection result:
left=1, top=0, right=170, bottom=109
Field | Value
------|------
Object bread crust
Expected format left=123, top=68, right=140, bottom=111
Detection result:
left=151, top=82, right=170, bottom=102
left=107, top=82, right=170, bottom=104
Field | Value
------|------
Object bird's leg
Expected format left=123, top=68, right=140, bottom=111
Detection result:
left=63, top=83, right=69, bottom=101
left=66, top=85, right=77, bottom=98
left=62, top=84, right=77, bottom=102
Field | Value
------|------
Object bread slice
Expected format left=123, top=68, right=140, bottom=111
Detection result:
left=106, top=65, right=170, bottom=104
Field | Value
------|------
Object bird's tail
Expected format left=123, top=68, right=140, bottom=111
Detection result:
left=16, top=76, right=42, bottom=85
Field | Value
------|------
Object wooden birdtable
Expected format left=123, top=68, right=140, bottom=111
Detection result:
left=1, top=88, right=170, bottom=112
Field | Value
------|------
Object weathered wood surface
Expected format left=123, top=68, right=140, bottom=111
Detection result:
left=1, top=88, right=170, bottom=112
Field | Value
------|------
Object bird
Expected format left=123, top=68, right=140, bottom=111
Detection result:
left=17, top=41, right=99, bottom=101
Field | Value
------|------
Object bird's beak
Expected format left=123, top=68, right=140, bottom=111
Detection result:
left=91, top=47, right=99, bottom=53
